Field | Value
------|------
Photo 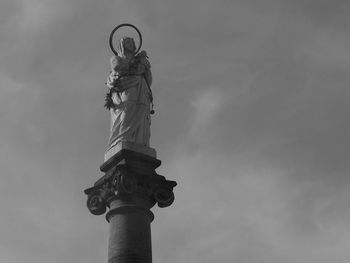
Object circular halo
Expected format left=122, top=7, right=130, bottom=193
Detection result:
left=109, top=23, right=142, bottom=56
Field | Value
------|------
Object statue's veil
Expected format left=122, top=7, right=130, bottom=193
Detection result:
left=116, top=37, right=136, bottom=57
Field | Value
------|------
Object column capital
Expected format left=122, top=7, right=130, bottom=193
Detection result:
left=84, top=150, right=177, bottom=217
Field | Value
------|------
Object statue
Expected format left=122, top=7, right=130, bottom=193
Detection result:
left=84, top=24, right=177, bottom=263
left=104, top=25, right=154, bottom=156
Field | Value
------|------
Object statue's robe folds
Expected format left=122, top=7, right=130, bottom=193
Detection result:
left=106, top=54, right=152, bottom=151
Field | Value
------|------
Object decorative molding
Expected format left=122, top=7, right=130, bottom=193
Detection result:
left=84, top=150, right=177, bottom=217
left=106, top=205, right=154, bottom=222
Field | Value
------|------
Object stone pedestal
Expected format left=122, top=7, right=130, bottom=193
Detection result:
left=104, top=141, right=157, bottom=162
left=84, top=149, right=177, bottom=263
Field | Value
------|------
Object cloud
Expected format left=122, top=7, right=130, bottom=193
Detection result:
left=19, top=0, right=60, bottom=30
left=1, top=1, right=350, bottom=263
left=154, top=145, right=350, bottom=263
left=189, top=88, right=225, bottom=135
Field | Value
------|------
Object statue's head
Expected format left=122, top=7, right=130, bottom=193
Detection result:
left=117, top=37, right=136, bottom=56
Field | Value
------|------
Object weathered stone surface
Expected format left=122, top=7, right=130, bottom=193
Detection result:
left=107, top=200, right=153, bottom=263
left=84, top=149, right=176, bottom=263
left=104, top=141, right=156, bottom=162
left=85, top=150, right=176, bottom=215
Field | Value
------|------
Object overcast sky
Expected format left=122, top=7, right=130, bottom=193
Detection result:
left=1, top=0, right=350, bottom=262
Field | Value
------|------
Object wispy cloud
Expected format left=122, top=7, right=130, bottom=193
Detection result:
left=189, top=88, right=225, bottom=135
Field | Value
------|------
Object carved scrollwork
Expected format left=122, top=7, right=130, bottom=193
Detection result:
left=153, top=187, right=175, bottom=208
left=84, top=152, right=177, bottom=216
left=120, top=173, right=137, bottom=193
left=87, top=189, right=107, bottom=215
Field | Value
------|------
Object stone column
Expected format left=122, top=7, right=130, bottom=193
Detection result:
left=84, top=149, right=176, bottom=263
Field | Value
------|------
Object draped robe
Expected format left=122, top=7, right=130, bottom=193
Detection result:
left=106, top=46, right=152, bottom=150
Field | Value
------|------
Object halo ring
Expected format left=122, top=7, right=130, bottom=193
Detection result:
left=109, top=24, right=142, bottom=56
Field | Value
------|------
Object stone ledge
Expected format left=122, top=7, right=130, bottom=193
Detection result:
left=100, top=148, right=161, bottom=173
left=105, top=141, right=157, bottom=162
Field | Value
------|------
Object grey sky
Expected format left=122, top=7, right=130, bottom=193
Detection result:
left=1, top=0, right=350, bottom=262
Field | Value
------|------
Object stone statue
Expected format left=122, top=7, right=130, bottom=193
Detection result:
left=105, top=36, right=153, bottom=153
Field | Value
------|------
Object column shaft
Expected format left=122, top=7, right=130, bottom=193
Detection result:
left=107, top=198, right=153, bottom=263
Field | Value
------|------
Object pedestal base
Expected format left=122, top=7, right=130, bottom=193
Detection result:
left=105, top=141, right=157, bottom=162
